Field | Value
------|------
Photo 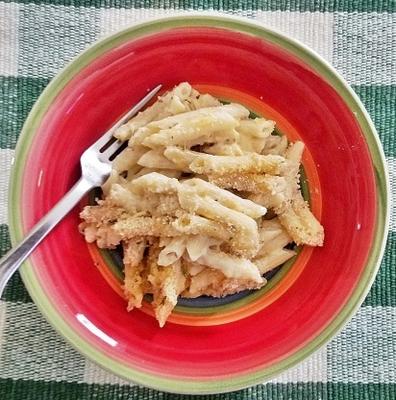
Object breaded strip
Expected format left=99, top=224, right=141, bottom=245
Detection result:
left=277, top=193, right=324, bottom=246
left=113, top=216, right=181, bottom=239
left=182, top=267, right=266, bottom=298
left=109, top=182, right=181, bottom=216
left=79, top=200, right=125, bottom=225
left=154, top=194, right=181, bottom=216
left=79, top=200, right=125, bottom=248
left=147, top=242, right=187, bottom=327
left=246, top=175, right=291, bottom=209
left=189, top=153, right=287, bottom=175
left=209, top=173, right=289, bottom=198
left=250, top=189, right=324, bottom=247
left=123, top=238, right=147, bottom=310
left=79, top=222, right=122, bottom=249
left=172, top=213, right=232, bottom=242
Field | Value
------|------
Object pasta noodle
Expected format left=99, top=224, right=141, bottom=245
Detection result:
left=114, top=82, right=220, bottom=142
left=194, top=249, right=263, bottom=283
left=189, top=153, right=287, bottom=175
left=172, top=213, right=232, bottom=242
left=254, top=248, right=296, bottom=274
left=182, top=178, right=267, bottom=219
left=137, top=149, right=181, bottom=170
left=178, top=186, right=260, bottom=257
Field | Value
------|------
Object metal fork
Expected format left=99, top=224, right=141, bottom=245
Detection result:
left=0, top=85, right=162, bottom=297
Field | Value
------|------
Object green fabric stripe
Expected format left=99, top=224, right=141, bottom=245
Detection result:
left=0, top=380, right=395, bottom=400
left=0, top=219, right=392, bottom=306
left=353, top=86, right=396, bottom=158
left=2, top=0, right=395, bottom=12
left=1, top=219, right=391, bottom=306
left=1, top=83, right=392, bottom=154
left=0, top=224, right=10, bottom=258
left=1, top=272, right=32, bottom=303
left=364, top=231, right=396, bottom=307
left=0, top=225, right=32, bottom=303
left=0, top=77, right=49, bottom=150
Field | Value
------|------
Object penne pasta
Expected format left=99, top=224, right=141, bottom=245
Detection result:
left=178, top=187, right=259, bottom=257
left=163, top=146, right=201, bottom=170
left=113, top=145, right=147, bottom=172
left=254, top=248, right=296, bottom=274
left=262, top=134, right=288, bottom=155
left=137, top=149, right=181, bottom=170
left=183, top=178, right=267, bottom=219
left=196, top=249, right=263, bottom=283
left=142, top=113, right=239, bottom=148
left=79, top=82, right=324, bottom=327
left=203, top=142, right=244, bottom=156
left=172, top=213, right=232, bottom=242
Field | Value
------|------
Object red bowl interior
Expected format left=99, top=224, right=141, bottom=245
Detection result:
left=20, top=27, right=376, bottom=380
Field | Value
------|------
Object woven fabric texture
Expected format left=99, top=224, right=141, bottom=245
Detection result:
left=0, top=1, right=395, bottom=399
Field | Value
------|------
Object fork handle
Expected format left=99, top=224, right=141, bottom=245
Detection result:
left=0, top=177, right=94, bottom=297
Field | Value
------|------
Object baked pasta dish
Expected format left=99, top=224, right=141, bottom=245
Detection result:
left=79, top=83, right=324, bottom=326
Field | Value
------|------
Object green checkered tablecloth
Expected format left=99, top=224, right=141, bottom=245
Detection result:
left=0, top=1, right=395, bottom=399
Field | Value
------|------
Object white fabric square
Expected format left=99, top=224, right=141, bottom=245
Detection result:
left=0, top=3, right=19, bottom=76
left=255, top=11, right=334, bottom=62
